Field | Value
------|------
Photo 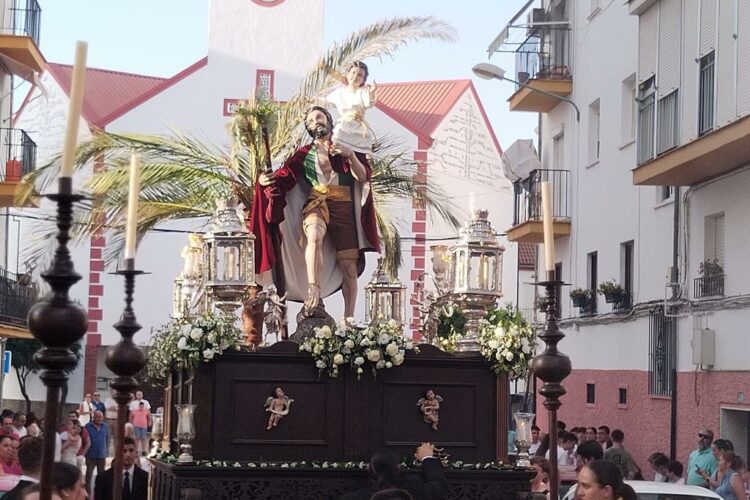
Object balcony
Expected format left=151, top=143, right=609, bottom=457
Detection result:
left=508, top=26, right=572, bottom=113
left=0, top=0, right=44, bottom=80
left=0, top=267, right=35, bottom=339
left=507, top=169, right=570, bottom=243
left=694, top=274, right=724, bottom=299
left=0, top=127, right=37, bottom=207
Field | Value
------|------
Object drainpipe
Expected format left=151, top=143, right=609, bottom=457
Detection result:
left=669, top=186, right=680, bottom=459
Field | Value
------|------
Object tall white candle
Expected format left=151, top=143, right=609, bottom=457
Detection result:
left=124, top=154, right=141, bottom=261
left=60, top=41, right=88, bottom=178
left=541, top=181, right=555, bottom=272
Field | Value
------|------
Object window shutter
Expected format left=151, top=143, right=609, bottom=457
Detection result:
left=681, top=0, right=700, bottom=144
left=700, top=0, right=717, bottom=55
left=715, top=215, right=725, bottom=268
left=639, top=6, right=658, bottom=82
left=738, top=0, right=750, bottom=116
left=658, top=0, right=681, bottom=93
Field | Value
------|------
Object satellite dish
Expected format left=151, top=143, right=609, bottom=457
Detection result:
left=501, top=139, right=541, bottom=182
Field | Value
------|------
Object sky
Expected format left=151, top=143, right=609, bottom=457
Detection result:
left=34, top=0, right=538, bottom=151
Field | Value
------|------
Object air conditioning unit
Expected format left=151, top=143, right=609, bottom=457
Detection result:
left=527, top=8, right=546, bottom=35
left=692, top=328, right=715, bottom=368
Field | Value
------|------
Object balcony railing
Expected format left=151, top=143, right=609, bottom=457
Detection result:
left=0, top=267, right=35, bottom=328
left=694, top=274, right=724, bottom=299
left=0, top=128, right=36, bottom=182
left=514, top=25, right=571, bottom=87
left=0, top=0, right=41, bottom=45
left=656, top=90, right=679, bottom=155
left=512, top=169, right=570, bottom=227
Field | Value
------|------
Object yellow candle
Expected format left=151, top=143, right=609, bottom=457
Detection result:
left=124, top=154, right=141, bottom=261
left=541, top=181, right=555, bottom=272
left=60, top=41, right=88, bottom=178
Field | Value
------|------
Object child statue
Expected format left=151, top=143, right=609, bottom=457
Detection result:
left=265, top=387, right=294, bottom=430
left=326, top=61, right=378, bottom=154
left=417, top=389, right=443, bottom=431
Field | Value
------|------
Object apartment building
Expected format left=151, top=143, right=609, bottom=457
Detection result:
left=490, top=0, right=750, bottom=471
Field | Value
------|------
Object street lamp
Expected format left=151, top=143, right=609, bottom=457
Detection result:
left=471, top=62, right=580, bottom=122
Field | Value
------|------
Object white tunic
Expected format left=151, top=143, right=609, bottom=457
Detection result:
left=326, top=86, right=376, bottom=154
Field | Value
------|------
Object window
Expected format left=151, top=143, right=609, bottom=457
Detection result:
left=620, top=241, right=634, bottom=304
left=586, top=251, right=598, bottom=314
left=588, top=99, right=600, bottom=163
left=649, top=308, right=676, bottom=396
left=656, top=90, right=679, bottom=154
left=552, top=133, right=564, bottom=170
left=621, top=74, right=637, bottom=144
left=255, top=69, right=275, bottom=100
left=586, top=383, right=596, bottom=404
left=657, top=186, right=674, bottom=203
left=618, top=387, right=627, bottom=405
left=698, top=51, right=715, bottom=136
left=704, top=213, right=725, bottom=268
left=637, top=77, right=656, bottom=164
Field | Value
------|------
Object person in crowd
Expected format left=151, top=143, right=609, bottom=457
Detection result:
left=1, top=416, right=20, bottom=440
left=596, top=426, right=612, bottom=452
left=83, top=411, right=109, bottom=492
left=11, top=413, right=27, bottom=438
left=665, top=460, right=684, bottom=484
left=342, top=443, right=447, bottom=500
left=603, top=429, right=639, bottom=479
left=104, top=393, right=118, bottom=456
left=686, top=428, right=718, bottom=487
left=546, top=431, right=577, bottom=466
left=528, top=456, right=551, bottom=499
left=0, top=434, right=22, bottom=474
left=21, top=462, right=87, bottom=500
left=710, top=439, right=734, bottom=487
left=24, top=414, right=40, bottom=438
left=529, top=425, right=542, bottom=455
left=3, top=436, right=42, bottom=500
left=535, top=421, right=567, bottom=458
left=576, top=440, right=605, bottom=470
left=128, top=391, right=151, bottom=412
left=60, top=411, right=87, bottom=465
left=575, top=459, right=637, bottom=500
left=648, top=452, right=669, bottom=481
left=91, top=392, right=106, bottom=414
left=94, top=436, right=148, bottom=500
left=698, top=450, right=745, bottom=500
left=585, top=427, right=597, bottom=442
left=572, top=427, right=586, bottom=445
left=60, top=421, right=83, bottom=467
left=129, top=401, right=151, bottom=456
left=78, top=394, right=95, bottom=426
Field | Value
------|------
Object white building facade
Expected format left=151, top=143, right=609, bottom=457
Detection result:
left=492, top=0, right=750, bottom=472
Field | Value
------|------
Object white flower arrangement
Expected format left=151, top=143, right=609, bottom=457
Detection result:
left=299, top=318, right=418, bottom=379
left=478, top=304, right=535, bottom=380
left=146, top=314, right=244, bottom=382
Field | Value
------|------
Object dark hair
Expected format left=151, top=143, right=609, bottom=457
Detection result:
left=535, top=433, right=550, bottom=457
left=304, top=106, right=334, bottom=139
left=561, top=432, right=577, bottom=444
left=648, top=452, right=668, bottom=467
left=13, top=412, right=25, bottom=420
left=531, top=425, right=540, bottom=432
left=719, top=450, right=743, bottom=470
left=586, top=460, right=625, bottom=497
left=369, top=449, right=400, bottom=491
left=666, top=460, right=683, bottom=477
left=51, top=461, right=82, bottom=491
left=557, top=420, right=566, bottom=431
left=576, top=440, right=604, bottom=461
left=123, top=436, right=137, bottom=447
left=17, top=436, right=42, bottom=472
left=0, top=409, right=13, bottom=419
left=370, top=488, right=414, bottom=500
left=610, top=429, right=624, bottom=442
left=25, top=412, right=38, bottom=425
left=713, top=438, right=734, bottom=452
left=598, top=425, right=610, bottom=434
left=0, top=435, right=13, bottom=446
left=530, top=456, right=552, bottom=478
left=586, top=426, right=597, bottom=435
left=619, top=483, right=638, bottom=500
left=349, top=61, right=369, bottom=85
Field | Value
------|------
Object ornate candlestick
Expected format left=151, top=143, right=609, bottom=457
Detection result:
left=531, top=270, right=571, bottom=500
left=104, top=258, right=147, bottom=500
left=27, top=177, right=88, bottom=500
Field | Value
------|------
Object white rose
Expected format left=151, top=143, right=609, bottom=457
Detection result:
left=387, top=319, right=398, bottom=329
left=385, top=361, right=393, bottom=369
left=405, top=341, right=414, bottom=350
left=314, top=328, right=325, bottom=339
left=366, top=350, right=381, bottom=362
left=385, top=343, right=399, bottom=356
left=522, top=344, right=531, bottom=354
left=315, top=360, right=327, bottom=369
left=177, top=337, right=188, bottom=350
left=344, top=339, right=355, bottom=349
left=505, top=351, right=514, bottom=361
left=377, top=333, right=390, bottom=345
left=190, top=328, right=203, bottom=341
left=360, top=338, right=370, bottom=347
left=376, top=360, right=386, bottom=369
left=313, top=344, right=323, bottom=355
left=180, top=324, right=192, bottom=337
left=488, top=339, right=499, bottom=350
left=494, top=326, right=504, bottom=336
left=321, top=326, right=333, bottom=339
left=203, top=348, right=215, bottom=360
left=303, top=343, right=312, bottom=352
left=392, top=353, right=405, bottom=366
left=354, top=356, right=365, bottom=366
left=207, top=333, right=217, bottom=343
left=333, top=353, right=344, bottom=365
left=496, top=351, right=502, bottom=361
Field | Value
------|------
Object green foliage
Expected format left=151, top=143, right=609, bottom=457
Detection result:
left=569, top=288, right=593, bottom=300
left=479, top=304, right=535, bottom=380
left=435, top=301, right=466, bottom=352
left=698, top=259, right=723, bottom=277
left=597, top=280, right=624, bottom=296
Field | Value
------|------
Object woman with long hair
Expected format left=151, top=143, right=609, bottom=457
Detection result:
left=19, top=462, right=86, bottom=500
left=528, top=456, right=551, bottom=499
left=575, top=459, right=636, bottom=500
left=0, top=435, right=22, bottom=474
left=699, top=450, right=745, bottom=500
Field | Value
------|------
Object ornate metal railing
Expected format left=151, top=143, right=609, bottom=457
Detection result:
left=1, top=0, right=41, bottom=45
left=694, top=274, right=724, bottom=299
left=0, top=266, right=35, bottom=328
left=512, top=169, right=570, bottom=227
left=514, top=25, right=571, bottom=86
left=0, top=128, right=37, bottom=182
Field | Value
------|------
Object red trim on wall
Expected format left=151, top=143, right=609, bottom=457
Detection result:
left=255, top=69, right=275, bottom=100
left=88, top=297, right=99, bottom=309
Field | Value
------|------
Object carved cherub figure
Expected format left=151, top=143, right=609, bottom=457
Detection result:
left=265, top=387, right=294, bottom=430
left=417, top=389, right=443, bottom=431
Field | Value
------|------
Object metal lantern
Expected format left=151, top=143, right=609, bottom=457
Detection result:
left=430, top=244, right=451, bottom=293
left=172, top=277, right=185, bottom=318
left=365, top=257, right=406, bottom=325
left=449, top=209, right=504, bottom=351
left=513, top=412, right=536, bottom=467
left=203, top=198, right=256, bottom=315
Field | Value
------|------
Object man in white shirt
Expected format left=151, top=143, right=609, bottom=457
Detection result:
left=529, top=425, right=542, bottom=455
left=545, top=431, right=577, bottom=466
left=11, top=412, right=27, bottom=438
left=128, top=391, right=151, bottom=411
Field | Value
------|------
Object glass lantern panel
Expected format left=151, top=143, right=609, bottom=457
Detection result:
left=218, top=244, right=240, bottom=281
left=456, top=250, right=468, bottom=289
left=392, top=291, right=402, bottom=323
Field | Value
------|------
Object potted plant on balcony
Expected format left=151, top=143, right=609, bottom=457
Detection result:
left=597, top=280, right=625, bottom=304
left=569, top=288, right=593, bottom=308
left=698, top=259, right=723, bottom=277
left=697, top=259, right=724, bottom=297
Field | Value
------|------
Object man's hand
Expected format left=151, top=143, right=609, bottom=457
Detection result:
left=259, top=171, right=277, bottom=187
left=330, top=142, right=354, bottom=160
left=414, top=442, right=435, bottom=461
